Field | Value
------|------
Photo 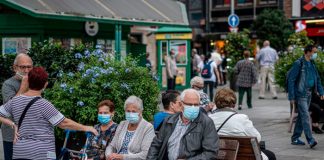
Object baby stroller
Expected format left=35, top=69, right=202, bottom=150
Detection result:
left=57, top=130, right=92, bottom=160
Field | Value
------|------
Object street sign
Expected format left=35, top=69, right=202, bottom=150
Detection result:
left=228, top=14, right=240, bottom=27
left=229, top=27, right=238, bottom=33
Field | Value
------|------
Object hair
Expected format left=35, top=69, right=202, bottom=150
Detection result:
left=190, top=76, right=204, bottom=88
left=204, top=53, right=211, bottom=63
left=304, top=44, right=316, bottom=54
left=162, top=90, right=180, bottom=110
left=124, top=95, right=143, bottom=111
left=214, top=88, right=236, bottom=109
left=14, top=53, right=33, bottom=65
left=28, top=67, right=48, bottom=90
left=146, top=52, right=150, bottom=58
left=180, top=88, right=200, bottom=102
left=98, top=100, right=115, bottom=112
left=243, top=50, right=250, bottom=58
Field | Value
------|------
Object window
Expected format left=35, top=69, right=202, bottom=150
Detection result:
left=237, top=0, right=253, bottom=6
left=189, top=0, right=202, bottom=10
left=259, top=0, right=277, bottom=4
left=212, top=0, right=230, bottom=8
left=190, top=12, right=203, bottom=26
left=160, top=41, right=168, bottom=65
left=170, top=40, right=187, bottom=65
left=2, top=37, right=31, bottom=54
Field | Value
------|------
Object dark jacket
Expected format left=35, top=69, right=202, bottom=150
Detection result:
left=147, top=111, right=219, bottom=160
left=288, top=56, right=324, bottom=101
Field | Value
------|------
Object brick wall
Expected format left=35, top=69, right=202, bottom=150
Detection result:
left=283, top=0, right=292, bottom=18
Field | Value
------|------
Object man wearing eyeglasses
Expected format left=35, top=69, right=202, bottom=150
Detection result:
left=1, top=53, right=33, bottom=160
left=147, top=89, right=219, bottom=160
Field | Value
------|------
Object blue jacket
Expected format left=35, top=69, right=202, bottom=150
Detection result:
left=288, top=56, right=324, bottom=101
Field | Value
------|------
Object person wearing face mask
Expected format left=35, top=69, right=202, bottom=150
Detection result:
left=190, top=76, right=215, bottom=113
left=147, top=89, right=219, bottom=160
left=1, top=53, right=33, bottom=160
left=0, top=67, right=98, bottom=160
left=86, top=100, right=118, bottom=160
left=287, top=44, right=324, bottom=148
left=105, top=96, right=155, bottom=160
left=153, top=90, right=181, bottom=131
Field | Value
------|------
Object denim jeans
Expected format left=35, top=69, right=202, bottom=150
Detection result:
left=3, top=141, right=13, bottom=160
left=238, top=87, right=252, bottom=108
left=292, top=90, right=314, bottom=143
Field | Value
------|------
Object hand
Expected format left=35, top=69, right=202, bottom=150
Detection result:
left=107, top=153, right=123, bottom=160
left=320, top=95, right=324, bottom=100
left=19, top=75, right=29, bottom=93
left=205, top=102, right=215, bottom=112
left=86, top=126, right=99, bottom=136
left=13, top=124, right=19, bottom=144
left=290, top=100, right=295, bottom=105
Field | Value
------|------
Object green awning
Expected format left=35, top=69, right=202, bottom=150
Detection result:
left=0, top=0, right=189, bottom=27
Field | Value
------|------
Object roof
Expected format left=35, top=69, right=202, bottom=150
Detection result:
left=0, top=0, right=189, bottom=26
left=156, top=26, right=192, bottom=33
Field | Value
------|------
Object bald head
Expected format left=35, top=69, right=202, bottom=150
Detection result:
left=263, top=40, right=270, bottom=47
left=14, top=53, right=33, bottom=66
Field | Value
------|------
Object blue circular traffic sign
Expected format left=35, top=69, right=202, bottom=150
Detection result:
left=228, top=14, right=240, bottom=27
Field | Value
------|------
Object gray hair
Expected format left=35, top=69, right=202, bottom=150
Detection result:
left=180, top=88, right=200, bottom=102
left=124, top=95, right=143, bottom=111
left=190, top=76, right=204, bottom=87
left=14, top=53, right=33, bottom=65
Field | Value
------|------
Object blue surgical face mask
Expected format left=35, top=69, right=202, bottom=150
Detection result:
left=125, top=112, right=140, bottom=124
left=183, top=105, right=200, bottom=121
left=98, top=114, right=111, bottom=124
left=311, top=53, right=318, bottom=60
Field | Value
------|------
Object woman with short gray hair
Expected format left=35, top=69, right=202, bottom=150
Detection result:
left=105, top=95, right=155, bottom=160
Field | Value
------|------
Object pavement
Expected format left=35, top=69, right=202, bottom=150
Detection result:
left=0, top=85, right=324, bottom=159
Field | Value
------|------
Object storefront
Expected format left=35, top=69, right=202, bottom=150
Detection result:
left=155, top=27, right=192, bottom=90
left=0, top=0, right=189, bottom=60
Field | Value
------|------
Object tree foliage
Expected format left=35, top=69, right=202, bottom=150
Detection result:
left=252, top=9, right=294, bottom=51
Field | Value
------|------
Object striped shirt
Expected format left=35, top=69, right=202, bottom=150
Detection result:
left=256, top=46, right=278, bottom=67
left=167, top=117, right=190, bottom=160
left=0, top=95, right=65, bottom=160
left=1, top=76, right=21, bottom=142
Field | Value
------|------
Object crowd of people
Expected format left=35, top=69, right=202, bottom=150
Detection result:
left=1, top=41, right=323, bottom=160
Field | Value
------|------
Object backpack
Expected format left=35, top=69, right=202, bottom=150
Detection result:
left=285, top=59, right=303, bottom=92
left=201, top=61, right=213, bottom=78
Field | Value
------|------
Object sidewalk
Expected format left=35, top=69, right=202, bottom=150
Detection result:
left=230, top=85, right=324, bottom=160
left=0, top=86, right=323, bottom=159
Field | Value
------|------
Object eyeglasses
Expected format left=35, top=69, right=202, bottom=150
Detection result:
left=16, top=65, right=33, bottom=70
left=181, top=101, right=200, bottom=107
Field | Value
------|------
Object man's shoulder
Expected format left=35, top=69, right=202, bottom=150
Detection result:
left=3, top=76, right=17, bottom=85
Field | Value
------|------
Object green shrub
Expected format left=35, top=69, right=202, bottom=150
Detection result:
left=43, top=48, right=160, bottom=139
left=0, top=54, right=16, bottom=104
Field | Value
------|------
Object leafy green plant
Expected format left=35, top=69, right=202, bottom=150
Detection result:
left=44, top=48, right=160, bottom=139
left=252, top=9, right=294, bottom=51
left=0, top=54, right=16, bottom=104
left=288, top=31, right=314, bottom=48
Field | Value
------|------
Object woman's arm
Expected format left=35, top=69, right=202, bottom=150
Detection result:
left=57, top=118, right=98, bottom=136
left=0, top=116, right=19, bottom=143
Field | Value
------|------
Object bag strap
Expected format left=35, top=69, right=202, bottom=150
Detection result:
left=18, top=97, right=41, bottom=130
left=217, top=113, right=237, bottom=132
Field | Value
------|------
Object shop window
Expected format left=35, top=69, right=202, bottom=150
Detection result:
left=170, top=40, right=187, bottom=65
left=259, top=0, right=277, bottom=4
left=237, top=0, right=253, bottom=6
left=189, top=0, right=202, bottom=10
left=160, top=41, right=168, bottom=65
left=2, top=37, right=31, bottom=54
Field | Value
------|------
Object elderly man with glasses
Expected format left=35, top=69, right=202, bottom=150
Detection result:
left=1, top=53, right=33, bottom=160
left=147, top=88, right=219, bottom=160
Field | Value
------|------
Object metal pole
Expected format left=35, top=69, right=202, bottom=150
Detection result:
left=231, top=0, right=234, bottom=14
left=253, top=0, right=256, bottom=20
left=205, top=0, right=209, bottom=53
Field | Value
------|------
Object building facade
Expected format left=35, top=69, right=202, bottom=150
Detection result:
left=285, top=0, right=324, bottom=47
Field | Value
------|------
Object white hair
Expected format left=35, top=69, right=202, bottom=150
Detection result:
left=14, top=53, right=33, bottom=65
left=190, top=76, right=204, bottom=87
left=124, top=95, right=143, bottom=111
left=180, top=88, right=200, bottom=102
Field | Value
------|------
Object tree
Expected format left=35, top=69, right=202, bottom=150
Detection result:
left=252, top=9, right=294, bottom=51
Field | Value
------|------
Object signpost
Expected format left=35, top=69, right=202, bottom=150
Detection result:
left=228, top=14, right=240, bottom=33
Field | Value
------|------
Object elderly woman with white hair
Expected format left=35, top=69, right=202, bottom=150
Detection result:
left=105, top=95, right=155, bottom=160
left=190, top=76, right=214, bottom=112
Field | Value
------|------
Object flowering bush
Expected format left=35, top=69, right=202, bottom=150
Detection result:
left=43, top=47, right=160, bottom=139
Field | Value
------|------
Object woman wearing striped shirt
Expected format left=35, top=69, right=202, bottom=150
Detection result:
left=0, top=67, right=98, bottom=160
